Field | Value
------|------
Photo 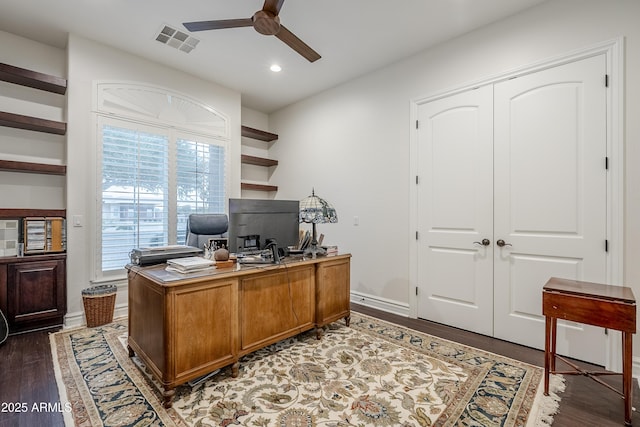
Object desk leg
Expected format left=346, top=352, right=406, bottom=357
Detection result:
left=623, top=331, right=633, bottom=426
left=162, top=388, right=175, bottom=409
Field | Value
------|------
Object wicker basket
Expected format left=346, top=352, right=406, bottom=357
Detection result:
left=82, top=285, right=117, bottom=327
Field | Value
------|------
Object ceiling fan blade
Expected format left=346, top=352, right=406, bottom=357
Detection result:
left=183, top=18, right=253, bottom=32
left=263, top=0, right=285, bottom=16
left=275, top=25, right=321, bottom=62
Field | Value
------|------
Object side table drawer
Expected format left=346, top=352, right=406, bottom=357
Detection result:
left=543, top=291, right=635, bottom=332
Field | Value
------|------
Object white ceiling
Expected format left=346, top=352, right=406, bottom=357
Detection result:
left=0, top=0, right=547, bottom=113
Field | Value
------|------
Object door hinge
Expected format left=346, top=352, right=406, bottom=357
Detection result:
left=605, top=239, right=609, bottom=252
left=416, top=175, right=419, bottom=185
left=605, top=156, right=609, bottom=170
left=416, top=286, right=419, bottom=296
left=416, top=120, right=419, bottom=129
left=415, top=231, right=419, bottom=240
left=605, top=74, right=609, bottom=87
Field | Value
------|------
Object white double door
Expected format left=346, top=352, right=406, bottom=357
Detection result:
left=416, top=55, right=608, bottom=365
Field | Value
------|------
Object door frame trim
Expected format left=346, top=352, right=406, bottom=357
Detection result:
left=409, top=37, right=624, bottom=371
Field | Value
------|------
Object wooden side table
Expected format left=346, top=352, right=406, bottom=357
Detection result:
left=543, top=277, right=636, bottom=426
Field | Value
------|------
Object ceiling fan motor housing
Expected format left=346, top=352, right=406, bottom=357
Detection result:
left=253, top=10, right=281, bottom=35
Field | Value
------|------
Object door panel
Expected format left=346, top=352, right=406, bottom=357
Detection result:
left=416, top=54, right=607, bottom=365
left=507, top=254, right=580, bottom=319
left=416, top=85, right=494, bottom=336
left=493, top=55, right=607, bottom=364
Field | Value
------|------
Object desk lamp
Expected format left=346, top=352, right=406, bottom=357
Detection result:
left=299, top=189, right=338, bottom=258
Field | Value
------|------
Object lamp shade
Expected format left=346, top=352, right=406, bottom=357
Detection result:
left=299, top=189, right=338, bottom=224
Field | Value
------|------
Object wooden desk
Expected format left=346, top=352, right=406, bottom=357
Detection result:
left=127, top=254, right=351, bottom=408
left=543, top=277, right=636, bottom=426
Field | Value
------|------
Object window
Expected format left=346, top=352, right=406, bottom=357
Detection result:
left=94, top=83, right=229, bottom=276
left=99, top=119, right=226, bottom=273
left=176, top=137, right=226, bottom=244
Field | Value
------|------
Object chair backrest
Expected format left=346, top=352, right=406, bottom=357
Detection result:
left=185, top=213, right=229, bottom=249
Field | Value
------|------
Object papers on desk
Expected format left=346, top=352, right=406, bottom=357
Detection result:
left=166, top=256, right=215, bottom=273
left=298, top=229, right=311, bottom=250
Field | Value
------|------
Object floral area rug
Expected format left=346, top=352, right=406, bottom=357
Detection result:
left=50, top=313, right=563, bottom=426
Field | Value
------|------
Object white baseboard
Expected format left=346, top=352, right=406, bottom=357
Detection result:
left=350, top=291, right=409, bottom=317
left=634, top=357, right=640, bottom=382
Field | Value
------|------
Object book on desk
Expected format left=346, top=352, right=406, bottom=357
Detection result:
left=166, top=256, right=215, bottom=273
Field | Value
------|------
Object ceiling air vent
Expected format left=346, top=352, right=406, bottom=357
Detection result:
left=155, top=24, right=200, bottom=53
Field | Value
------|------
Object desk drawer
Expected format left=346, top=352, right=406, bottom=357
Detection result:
left=543, top=291, right=636, bottom=332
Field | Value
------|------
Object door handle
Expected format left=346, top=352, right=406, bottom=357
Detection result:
left=496, top=239, right=512, bottom=247
left=473, top=238, right=491, bottom=246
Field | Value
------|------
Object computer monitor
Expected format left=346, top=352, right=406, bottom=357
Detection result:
left=228, top=198, right=299, bottom=254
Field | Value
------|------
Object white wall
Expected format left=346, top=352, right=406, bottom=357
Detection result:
left=64, top=35, right=242, bottom=321
left=270, top=0, right=640, bottom=321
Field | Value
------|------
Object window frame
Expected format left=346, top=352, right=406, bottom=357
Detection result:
left=93, top=86, right=230, bottom=281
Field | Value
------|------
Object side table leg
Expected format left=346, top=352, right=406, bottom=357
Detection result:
left=544, top=315, right=551, bottom=395
left=623, top=331, right=633, bottom=426
left=550, top=317, right=557, bottom=372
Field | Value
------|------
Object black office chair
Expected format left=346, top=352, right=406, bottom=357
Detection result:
left=185, top=213, right=228, bottom=249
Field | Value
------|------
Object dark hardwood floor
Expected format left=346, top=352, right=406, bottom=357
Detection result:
left=0, top=304, right=636, bottom=426
left=0, top=327, right=65, bottom=427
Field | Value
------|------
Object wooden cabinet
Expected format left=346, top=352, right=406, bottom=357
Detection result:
left=0, top=210, right=67, bottom=334
left=127, top=254, right=350, bottom=408
left=240, top=264, right=315, bottom=353
left=316, top=256, right=351, bottom=328
left=241, top=125, right=279, bottom=192
left=0, top=254, right=66, bottom=333
left=172, top=280, right=238, bottom=381
left=127, top=271, right=238, bottom=399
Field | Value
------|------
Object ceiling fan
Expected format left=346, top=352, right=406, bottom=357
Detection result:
left=183, top=0, right=321, bottom=63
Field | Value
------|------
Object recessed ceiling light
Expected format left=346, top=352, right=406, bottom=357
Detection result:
left=270, top=64, right=282, bottom=72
